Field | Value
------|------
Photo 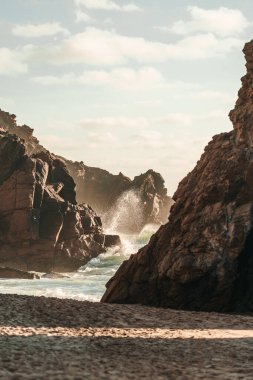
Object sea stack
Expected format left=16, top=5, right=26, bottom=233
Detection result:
left=0, top=130, right=120, bottom=273
left=102, top=40, right=253, bottom=312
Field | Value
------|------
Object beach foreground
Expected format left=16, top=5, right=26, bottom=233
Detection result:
left=0, top=295, right=253, bottom=379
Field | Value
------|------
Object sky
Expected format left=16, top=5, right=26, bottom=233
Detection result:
left=1, top=0, right=253, bottom=194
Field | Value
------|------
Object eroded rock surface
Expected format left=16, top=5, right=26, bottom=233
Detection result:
left=102, top=40, right=253, bottom=312
left=0, top=131, right=119, bottom=272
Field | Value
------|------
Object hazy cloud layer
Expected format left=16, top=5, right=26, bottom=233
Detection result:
left=74, top=111, right=228, bottom=130
left=29, top=27, right=243, bottom=66
left=75, top=9, right=92, bottom=22
left=12, top=22, right=69, bottom=38
left=0, top=48, right=27, bottom=75
left=33, top=67, right=165, bottom=90
left=74, top=0, right=140, bottom=12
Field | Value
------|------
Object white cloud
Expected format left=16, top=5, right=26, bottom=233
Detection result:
left=156, top=6, right=250, bottom=37
left=175, top=90, right=234, bottom=103
left=39, top=134, right=85, bottom=152
left=0, top=48, right=27, bottom=75
left=131, top=130, right=165, bottom=148
left=78, top=117, right=150, bottom=129
left=33, top=73, right=75, bottom=86
left=75, top=111, right=228, bottom=130
left=86, top=131, right=118, bottom=147
left=33, top=68, right=200, bottom=92
left=157, top=111, right=228, bottom=126
left=31, top=27, right=243, bottom=66
left=74, top=0, right=140, bottom=12
left=75, top=8, right=92, bottom=22
left=157, top=114, right=193, bottom=126
left=33, top=67, right=166, bottom=90
left=12, top=22, right=69, bottom=38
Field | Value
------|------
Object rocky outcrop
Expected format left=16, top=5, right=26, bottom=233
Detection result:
left=65, top=160, right=172, bottom=232
left=0, top=267, right=40, bottom=279
left=102, top=40, right=253, bottom=312
left=132, top=170, right=171, bottom=225
left=0, top=131, right=119, bottom=273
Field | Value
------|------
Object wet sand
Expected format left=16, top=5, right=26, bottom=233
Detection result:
left=0, top=294, right=253, bottom=379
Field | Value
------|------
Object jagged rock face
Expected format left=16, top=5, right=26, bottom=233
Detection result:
left=65, top=160, right=172, bottom=232
left=132, top=170, right=171, bottom=226
left=0, top=131, right=119, bottom=273
left=102, top=40, right=253, bottom=312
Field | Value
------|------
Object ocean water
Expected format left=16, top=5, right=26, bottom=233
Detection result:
left=0, top=224, right=158, bottom=302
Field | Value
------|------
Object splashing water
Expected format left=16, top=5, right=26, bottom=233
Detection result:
left=104, top=189, right=145, bottom=234
left=136, top=223, right=160, bottom=245
left=0, top=224, right=159, bottom=302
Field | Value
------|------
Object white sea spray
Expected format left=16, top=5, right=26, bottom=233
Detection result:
left=0, top=223, right=159, bottom=301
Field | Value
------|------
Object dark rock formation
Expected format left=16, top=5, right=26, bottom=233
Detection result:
left=0, top=267, right=40, bottom=279
left=65, top=160, right=172, bottom=232
left=132, top=169, right=171, bottom=226
left=0, top=130, right=119, bottom=273
left=102, top=40, right=253, bottom=312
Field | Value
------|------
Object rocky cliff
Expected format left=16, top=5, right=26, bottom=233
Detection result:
left=102, top=40, right=253, bottom=312
left=0, top=110, right=172, bottom=233
left=0, top=130, right=119, bottom=272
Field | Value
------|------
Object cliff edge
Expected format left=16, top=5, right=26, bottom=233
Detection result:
left=102, top=40, right=253, bottom=312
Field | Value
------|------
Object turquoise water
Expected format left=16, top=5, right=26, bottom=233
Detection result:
left=0, top=225, right=158, bottom=302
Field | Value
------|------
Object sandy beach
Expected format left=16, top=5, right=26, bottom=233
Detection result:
left=0, top=294, right=252, bottom=379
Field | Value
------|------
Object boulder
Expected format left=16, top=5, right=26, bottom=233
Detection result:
left=104, top=235, right=121, bottom=248
left=102, top=40, right=253, bottom=312
left=0, top=131, right=120, bottom=273
left=0, top=267, right=40, bottom=279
